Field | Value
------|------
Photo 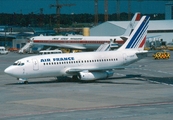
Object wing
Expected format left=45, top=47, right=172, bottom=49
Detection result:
left=58, top=44, right=86, bottom=50
left=65, top=67, right=126, bottom=75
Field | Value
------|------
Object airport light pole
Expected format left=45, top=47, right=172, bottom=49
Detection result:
left=4, top=27, right=7, bottom=47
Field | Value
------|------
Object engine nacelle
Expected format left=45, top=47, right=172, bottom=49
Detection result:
left=78, top=71, right=114, bottom=81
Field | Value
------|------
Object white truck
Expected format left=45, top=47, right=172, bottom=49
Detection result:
left=0, top=46, right=8, bottom=54
left=39, top=49, right=62, bottom=55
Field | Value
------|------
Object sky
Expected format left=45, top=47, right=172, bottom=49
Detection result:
left=0, top=0, right=171, bottom=14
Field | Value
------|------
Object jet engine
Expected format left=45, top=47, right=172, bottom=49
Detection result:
left=77, top=71, right=114, bottom=81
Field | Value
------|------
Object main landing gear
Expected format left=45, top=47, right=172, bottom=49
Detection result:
left=18, top=78, right=28, bottom=84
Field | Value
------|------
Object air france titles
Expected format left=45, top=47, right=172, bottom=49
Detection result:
left=53, top=57, right=74, bottom=61
left=41, top=57, right=74, bottom=62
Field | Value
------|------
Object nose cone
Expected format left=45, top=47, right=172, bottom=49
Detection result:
left=4, top=66, right=13, bottom=76
left=4, top=66, right=27, bottom=79
left=4, top=66, right=21, bottom=78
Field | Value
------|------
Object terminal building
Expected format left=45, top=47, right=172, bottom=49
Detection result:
left=165, top=2, right=173, bottom=20
left=90, top=20, right=173, bottom=44
left=90, top=2, right=173, bottom=46
left=0, top=26, right=56, bottom=50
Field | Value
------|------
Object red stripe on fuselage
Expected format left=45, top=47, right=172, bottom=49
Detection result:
left=33, top=40, right=125, bottom=44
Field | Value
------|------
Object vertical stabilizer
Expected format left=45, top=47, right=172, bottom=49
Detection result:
left=123, top=12, right=141, bottom=36
left=117, top=15, right=150, bottom=51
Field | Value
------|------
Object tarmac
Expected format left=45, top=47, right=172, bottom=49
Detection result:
left=0, top=51, right=173, bottom=120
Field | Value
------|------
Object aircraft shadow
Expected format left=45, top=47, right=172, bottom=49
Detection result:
left=5, top=77, right=80, bottom=85
left=142, top=76, right=173, bottom=85
left=5, top=74, right=142, bottom=85
left=6, top=74, right=173, bottom=85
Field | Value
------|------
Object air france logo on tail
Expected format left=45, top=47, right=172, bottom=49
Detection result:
left=126, top=16, right=149, bottom=49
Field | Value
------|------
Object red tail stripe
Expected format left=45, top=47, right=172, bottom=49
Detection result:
left=139, top=36, right=146, bottom=48
left=136, top=14, right=141, bottom=21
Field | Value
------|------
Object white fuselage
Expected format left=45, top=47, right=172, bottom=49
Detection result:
left=4, top=14, right=150, bottom=81
left=4, top=50, right=138, bottom=79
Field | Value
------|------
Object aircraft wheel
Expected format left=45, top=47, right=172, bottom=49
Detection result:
left=72, top=75, right=78, bottom=80
left=24, top=81, right=28, bottom=84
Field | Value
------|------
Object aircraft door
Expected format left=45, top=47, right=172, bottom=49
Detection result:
left=123, top=53, right=127, bottom=65
left=23, top=68, right=25, bottom=75
left=32, top=59, right=39, bottom=71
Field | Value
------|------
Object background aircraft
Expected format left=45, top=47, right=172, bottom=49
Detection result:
left=19, top=13, right=141, bottom=53
left=4, top=15, right=150, bottom=84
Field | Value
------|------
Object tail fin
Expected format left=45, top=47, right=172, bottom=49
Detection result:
left=123, top=12, right=141, bottom=36
left=117, top=15, right=150, bottom=51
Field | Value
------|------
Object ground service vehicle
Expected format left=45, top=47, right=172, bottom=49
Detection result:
left=39, top=50, right=62, bottom=55
left=0, top=46, right=8, bottom=54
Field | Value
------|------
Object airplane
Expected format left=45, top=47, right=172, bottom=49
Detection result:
left=28, top=13, right=141, bottom=51
left=4, top=15, right=150, bottom=84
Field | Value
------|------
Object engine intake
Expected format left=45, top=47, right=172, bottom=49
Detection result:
left=78, top=71, right=114, bottom=81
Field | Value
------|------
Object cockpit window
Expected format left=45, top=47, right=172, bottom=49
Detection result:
left=13, top=61, right=25, bottom=66
left=13, top=63, right=18, bottom=65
